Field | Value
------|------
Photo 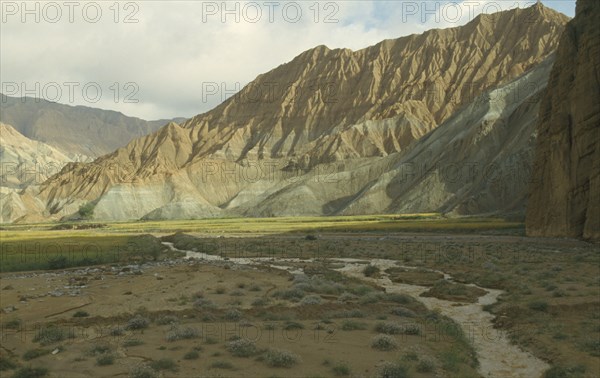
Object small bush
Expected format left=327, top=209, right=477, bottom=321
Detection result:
left=96, top=354, right=115, bottom=366
left=284, top=321, right=304, bottom=330
left=264, top=348, right=301, bottom=368
left=156, top=315, right=179, bottom=325
left=11, top=367, right=49, bottom=378
left=374, top=322, right=403, bottom=335
left=193, top=298, right=216, bottom=309
left=371, top=334, right=397, bottom=351
left=126, top=315, right=150, bottom=330
left=149, top=358, right=177, bottom=371
left=300, top=295, right=323, bottom=305
left=416, top=359, right=435, bottom=373
left=377, top=362, right=409, bottom=378
left=341, top=320, right=367, bottom=331
left=251, top=298, right=268, bottom=307
left=226, top=339, right=257, bottom=357
left=249, top=284, right=262, bottom=292
left=332, top=361, right=351, bottom=376
left=528, top=300, right=549, bottom=312
left=73, top=310, right=89, bottom=318
left=215, top=286, right=226, bottom=294
left=23, top=348, right=51, bottom=361
left=211, top=361, right=234, bottom=369
left=109, top=327, right=124, bottom=336
left=0, top=356, right=18, bottom=371
left=363, top=265, right=380, bottom=277
left=543, top=364, right=587, bottom=378
left=273, top=288, right=305, bottom=301
left=33, top=326, right=74, bottom=345
left=183, top=350, right=199, bottom=360
left=402, top=324, right=421, bottom=335
left=166, top=327, right=200, bottom=342
left=129, top=363, right=157, bottom=378
left=391, top=307, right=417, bottom=317
left=224, top=309, right=242, bottom=321
left=338, top=292, right=357, bottom=302
left=3, top=318, right=22, bottom=330
left=386, top=294, right=413, bottom=304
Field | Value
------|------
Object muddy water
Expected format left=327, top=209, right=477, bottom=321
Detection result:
left=163, top=242, right=549, bottom=377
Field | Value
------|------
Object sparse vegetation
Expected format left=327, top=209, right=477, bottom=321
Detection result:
left=126, top=315, right=150, bottom=330
left=23, top=349, right=51, bottom=361
left=377, top=362, right=409, bottom=378
left=149, top=358, right=178, bottom=371
left=226, top=338, right=258, bottom=357
left=371, top=334, right=398, bottom=351
left=11, top=367, right=49, bottom=378
left=363, top=264, right=380, bottom=277
left=264, top=348, right=301, bottom=368
left=166, top=326, right=200, bottom=342
left=33, top=326, right=74, bottom=345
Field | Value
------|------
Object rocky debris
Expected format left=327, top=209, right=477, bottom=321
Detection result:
left=527, top=0, right=600, bottom=240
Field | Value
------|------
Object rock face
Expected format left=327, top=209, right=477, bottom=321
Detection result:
left=0, top=95, right=185, bottom=157
left=526, top=0, right=600, bottom=240
left=5, top=4, right=570, bottom=222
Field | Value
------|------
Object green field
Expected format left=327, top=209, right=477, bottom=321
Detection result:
left=0, top=215, right=523, bottom=272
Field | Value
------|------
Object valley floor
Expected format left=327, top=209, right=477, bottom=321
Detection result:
left=0, top=217, right=598, bottom=377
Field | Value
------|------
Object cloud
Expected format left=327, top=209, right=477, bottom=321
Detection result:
left=0, top=0, right=574, bottom=120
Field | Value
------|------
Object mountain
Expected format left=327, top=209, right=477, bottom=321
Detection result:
left=527, top=0, right=600, bottom=240
left=8, top=4, right=570, bottom=222
left=0, top=123, right=75, bottom=222
left=0, top=122, right=75, bottom=188
left=229, top=56, right=555, bottom=218
left=0, top=94, right=185, bottom=157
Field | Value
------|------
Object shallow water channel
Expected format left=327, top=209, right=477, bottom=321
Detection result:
left=163, top=242, right=549, bottom=377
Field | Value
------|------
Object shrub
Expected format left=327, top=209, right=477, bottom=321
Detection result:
left=341, top=320, right=367, bottom=331
left=371, top=335, right=397, bottom=351
left=156, top=315, right=179, bottom=325
left=23, top=348, right=51, bottom=361
left=110, top=327, right=124, bottom=336
left=386, top=293, right=413, bottom=304
left=363, top=265, right=380, bottom=277
left=374, top=322, right=403, bottom=335
left=215, top=286, right=226, bottom=294
left=249, top=284, right=262, bottom=292
left=73, top=311, right=89, bottom=318
left=126, top=315, right=150, bottom=330
left=283, top=321, right=304, bottom=330
left=183, top=350, right=199, bottom=360
left=305, top=234, right=318, bottom=240
left=224, top=309, right=242, bottom=321
left=3, top=318, right=22, bottom=330
left=332, top=361, right=351, bottom=376
left=528, top=300, right=549, bottom=312
left=273, top=288, right=305, bottom=301
left=11, top=367, right=49, bottom=378
left=338, top=292, right=357, bottom=302
left=328, top=309, right=365, bottom=319
left=96, top=354, right=115, bottom=366
left=193, top=298, right=216, bottom=309
left=360, top=292, right=384, bottom=304
left=300, top=295, right=323, bottom=305
left=211, top=361, right=234, bottom=369
left=149, top=358, right=177, bottom=371
left=251, top=298, right=268, bottom=307
left=166, top=327, right=200, bottom=342
left=543, top=364, right=587, bottom=378
left=226, top=339, right=258, bottom=357
left=416, top=358, right=435, bottom=373
left=402, top=323, right=421, bottom=335
left=78, top=202, right=95, bottom=219
left=129, top=363, right=157, bottom=378
left=0, top=356, right=17, bottom=371
left=264, top=348, right=301, bottom=368
left=391, top=307, right=417, bottom=318
left=33, top=326, right=74, bottom=345
left=377, top=362, right=409, bottom=378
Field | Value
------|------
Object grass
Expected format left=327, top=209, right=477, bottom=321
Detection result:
left=0, top=356, right=18, bottom=371
left=0, top=232, right=163, bottom=272
left=22, top=349, right=51, bottom=361
left=149, top=358, right=177, bottom=371
left=211, top=361, right=234, bottom=369
left=11, top=367, right=49, bottom=378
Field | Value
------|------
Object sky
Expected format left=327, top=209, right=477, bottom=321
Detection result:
left=0, top=0, right=576, bottom=120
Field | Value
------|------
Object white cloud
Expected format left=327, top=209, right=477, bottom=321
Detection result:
left=0, top=0, right=574, bottom=120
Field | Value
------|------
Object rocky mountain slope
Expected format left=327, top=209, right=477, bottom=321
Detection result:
left=0, top=123, right=74, bottom=188
left=6, top=4, right=570, bottom=222
left=0, top=94, right=185, bottom=157
left=527, top=0, right=600, bottom=240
